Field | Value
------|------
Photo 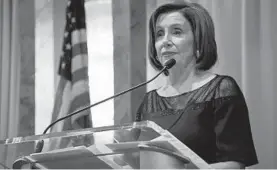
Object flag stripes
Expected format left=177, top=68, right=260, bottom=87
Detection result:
left=45, top=0, right=93, bottom=151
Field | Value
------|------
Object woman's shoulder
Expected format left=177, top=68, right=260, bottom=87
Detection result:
left=215, top=74, right=238, bottom=86
left=214, top=74, right=243, bottom=98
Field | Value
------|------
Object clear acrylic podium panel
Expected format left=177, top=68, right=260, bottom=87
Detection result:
left=0, top=121, right=212, bottom=169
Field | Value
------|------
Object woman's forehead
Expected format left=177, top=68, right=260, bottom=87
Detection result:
left=156, top=11, right=189, bottom=27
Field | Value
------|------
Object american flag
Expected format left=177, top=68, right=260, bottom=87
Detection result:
left=45, top=0, right=93, bottom=150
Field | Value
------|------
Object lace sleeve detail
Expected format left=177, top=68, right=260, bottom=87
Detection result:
left=213, top=79, right=258, bottom=166
left=215, top=76, right=243, bottom=98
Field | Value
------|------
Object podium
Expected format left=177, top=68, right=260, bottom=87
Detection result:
left=0, top=121, right=213, bottom=169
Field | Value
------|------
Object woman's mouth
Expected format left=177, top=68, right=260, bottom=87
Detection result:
left=161, top=51, right=177, bottom=57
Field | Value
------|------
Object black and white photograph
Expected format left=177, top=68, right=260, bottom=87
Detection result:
left=0, top=0, right=276, bottom=169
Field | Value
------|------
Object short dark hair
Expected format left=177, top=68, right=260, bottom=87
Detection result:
left=148, top=2, right=218, bottom=72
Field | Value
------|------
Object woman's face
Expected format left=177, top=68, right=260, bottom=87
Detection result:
left=155, top=11, right=194, bottom=68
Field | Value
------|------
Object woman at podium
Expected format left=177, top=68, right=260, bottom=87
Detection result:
left=136, top=1, right=258, bottom=169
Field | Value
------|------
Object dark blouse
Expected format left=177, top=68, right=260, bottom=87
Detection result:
left=135, top=74, right=258, bottom=167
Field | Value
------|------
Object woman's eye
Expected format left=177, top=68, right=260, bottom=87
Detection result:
left=173, top=29, right=183, bottom=35
left=155, top=30, right=164, bottom=38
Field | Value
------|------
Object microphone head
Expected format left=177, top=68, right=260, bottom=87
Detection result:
left=164, top=59, right=176, bottom=69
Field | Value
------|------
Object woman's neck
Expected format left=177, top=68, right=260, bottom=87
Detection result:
left=162, top=64, right=212, bottom=95
left=165, top=61, right=198, bottom=91
left=165, top=70, right=196, bottom=93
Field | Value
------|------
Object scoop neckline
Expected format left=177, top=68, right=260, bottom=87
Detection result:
left=154, top=74, right=219, bottom=98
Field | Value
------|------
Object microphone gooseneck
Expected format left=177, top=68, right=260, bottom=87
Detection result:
left=34, top=59, right=176, bottom=153
left=0, top=162, right=10, bottom=169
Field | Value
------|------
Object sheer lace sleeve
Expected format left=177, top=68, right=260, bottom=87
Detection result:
left=215, top=75, right=243, bottom=98
left=213, top=76, right=258, bottom=166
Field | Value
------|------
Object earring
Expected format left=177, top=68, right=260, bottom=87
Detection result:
left=196, top=50, right=200, bottom=59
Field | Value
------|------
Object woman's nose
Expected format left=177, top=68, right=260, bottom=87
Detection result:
left=162, top=39, right=173, bottom=48
left=162, top=33, right=173, bottom=48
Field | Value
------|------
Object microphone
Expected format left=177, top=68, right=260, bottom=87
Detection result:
left=34, top=59, right=176, bottom=153
left=163, top=58, right=176, bottom=69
